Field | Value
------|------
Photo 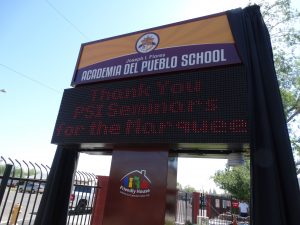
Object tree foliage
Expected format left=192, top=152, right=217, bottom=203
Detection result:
left=176, top=182, right=197, bottom=193
left=212, top=161, right=250, bottom=201
left=177, top=182, right=183, bottom=190
left=212, top=1, right=300, bottom=193
left=0, top=165, right=37, bottom=178
left=183, top=185, right=196, bottom=193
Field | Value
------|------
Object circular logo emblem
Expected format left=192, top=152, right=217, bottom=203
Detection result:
left=136, top=32, right=159, bottom=54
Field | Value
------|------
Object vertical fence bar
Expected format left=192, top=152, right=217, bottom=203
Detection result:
left=20, top=161, right=35, bottom=225
left=87, top=173, right=96, bottom=225
left=10, top=160, right=29, bottom=225
left=0, top=164, right=12, bottom=208
left=25, top=162, right=41, bottom=225
left=82, top=172, right=89, bottom=225
left=0, top=157, right=12, bottom=222
left=78, top=171, right=86, bottom=225
left=5, top=158, right=20, bottom=225
left=0, top=158, right=13, bottom=225
left=68, top=171, right=79, bottom=225
left=185, top=192, right=188, bottom=223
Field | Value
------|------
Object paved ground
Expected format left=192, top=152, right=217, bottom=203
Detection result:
left=176, top=199, right=192, bottom=223
left=0, top=189, right=41, bottom=224
left=0, top=219, right=30, bottom=225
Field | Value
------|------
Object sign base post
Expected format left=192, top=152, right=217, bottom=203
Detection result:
left=102, top=145, right=169, bottom=225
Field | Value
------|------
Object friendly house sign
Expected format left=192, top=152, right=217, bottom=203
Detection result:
left=119, top=170, right=151, bottom=198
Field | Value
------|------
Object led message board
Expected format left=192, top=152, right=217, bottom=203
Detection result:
left=52, top=65, right=249, bottom=144
left=71, top=14, right=241, bottom=86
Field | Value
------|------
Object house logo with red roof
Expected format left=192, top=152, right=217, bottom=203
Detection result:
left=120, top=169, right=151, bottom=198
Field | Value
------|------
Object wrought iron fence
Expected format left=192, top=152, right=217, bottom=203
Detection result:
left=176, top=191, right=193, bottom=224
left=175, top=191, right=249, bottom=225
left=0, top=156, right=98, bottom=225
left=67, top=171, right=98, bottom=225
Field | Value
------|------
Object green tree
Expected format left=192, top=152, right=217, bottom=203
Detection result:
left=211, top=161, right=250, bottom=201
left=177, top=182, right=183, bottom=190
left=183, top=185, right=196, bottom=193
left=0, top=164, right=37, bottom=178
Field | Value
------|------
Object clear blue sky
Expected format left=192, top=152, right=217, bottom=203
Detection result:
left=1, top=0, right=299, bottom=190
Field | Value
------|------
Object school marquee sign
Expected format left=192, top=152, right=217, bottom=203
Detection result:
left=71, top=14, right=241, bottom=86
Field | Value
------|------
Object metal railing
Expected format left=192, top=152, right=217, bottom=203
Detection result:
left=67, top=172, right=98, bottom=225
left=0, top=156, right=98, bottom=225
left=175, top=191, right=246, bottom=225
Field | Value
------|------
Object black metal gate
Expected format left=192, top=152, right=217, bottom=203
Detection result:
left=175, top=191, right=249, bottom=225
left=0, top=156, right=98, bottom=225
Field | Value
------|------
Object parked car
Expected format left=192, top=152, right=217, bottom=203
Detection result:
left=18, top=182, right=44, bottom=194
left=38, top=184, right=45, bottom=193
left=0, top=178, right=19, bottom=187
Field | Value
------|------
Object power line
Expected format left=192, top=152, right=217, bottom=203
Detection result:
left=0, top=63, right=61, bottom=94
left=45, top=0, right=89, bottom=40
